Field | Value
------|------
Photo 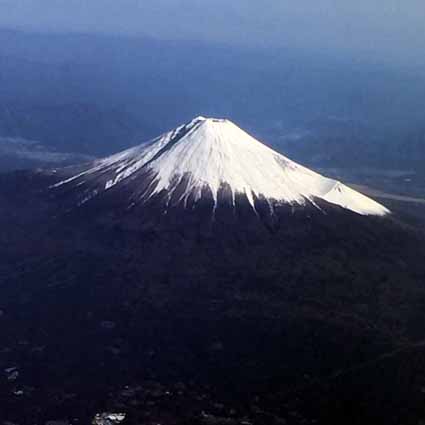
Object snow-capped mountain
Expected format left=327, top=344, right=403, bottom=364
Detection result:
left=3, top=119, right=425, bottom=425
left=52, top=116, right=389, bottom=216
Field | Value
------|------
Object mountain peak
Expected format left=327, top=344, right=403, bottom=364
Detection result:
left=190, top=116, right=228, bottom=123
left=53, top=117, right=389, bottom=216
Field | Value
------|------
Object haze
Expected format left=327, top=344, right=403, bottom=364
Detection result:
left=2, top=0, right=425, bottom=65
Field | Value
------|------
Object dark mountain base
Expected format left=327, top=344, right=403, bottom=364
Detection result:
left=1, top=171, right=425, bottom=424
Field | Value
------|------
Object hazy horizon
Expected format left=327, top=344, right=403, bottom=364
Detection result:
left=1, top=1, right=425, bottom=170
left=1, top=0, right=425, bottom=66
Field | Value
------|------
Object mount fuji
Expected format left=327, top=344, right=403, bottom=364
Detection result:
left=2, top=117, right=425, bottom=425
left=51, top=116, right=389, bottom=217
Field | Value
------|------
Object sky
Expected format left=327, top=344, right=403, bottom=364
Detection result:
left=1, top=0, right=425, bottom=63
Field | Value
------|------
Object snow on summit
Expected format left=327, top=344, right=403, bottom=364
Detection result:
left=53, top=116, right=389, bottom=216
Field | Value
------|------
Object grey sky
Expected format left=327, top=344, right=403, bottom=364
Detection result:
left=1, top=0, right=424, bottom=61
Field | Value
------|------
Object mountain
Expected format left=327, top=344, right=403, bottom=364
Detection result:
left=1, top=118, right=425, bottom=425
left=51, top=116, right=388, bottom=216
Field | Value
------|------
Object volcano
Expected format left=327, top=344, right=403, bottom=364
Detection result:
left=1, top=117, right=425, bottom=425
left=51, top=116, right=389, bottom=217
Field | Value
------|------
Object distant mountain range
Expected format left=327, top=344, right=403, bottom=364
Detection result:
left=1, top=28, right=425, bottom=170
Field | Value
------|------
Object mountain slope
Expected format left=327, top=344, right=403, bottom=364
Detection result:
left=1, top=119, right=425, bottom=425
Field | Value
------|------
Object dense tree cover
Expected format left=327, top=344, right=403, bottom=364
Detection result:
left=1, top=171, right=425, bottom=423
